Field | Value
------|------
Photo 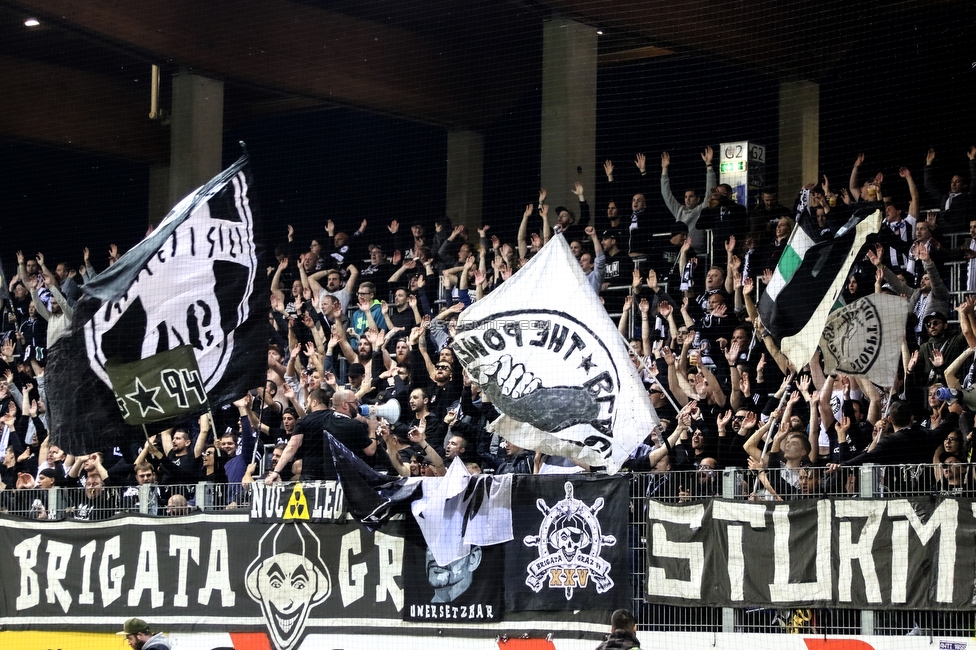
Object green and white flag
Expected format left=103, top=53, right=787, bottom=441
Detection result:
left=105, top=345, right=209, bottom=425
left=759, top=210, right=881, bottom=370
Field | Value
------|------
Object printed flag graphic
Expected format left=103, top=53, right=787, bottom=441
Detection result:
left=505, top=474, right=630, bottom=612
left=45, top=149, right=267, bottom=453
left=820, top=293, right=910, bottom=387
left=454, top=234, right=657, bottom=474
left=104, top=345, right=209, bottom=425
left=759, top=210, right=881, bottom=370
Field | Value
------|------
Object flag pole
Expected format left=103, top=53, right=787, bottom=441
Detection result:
left=750, top=372, right=795, bottom=497
left=648, top=376, right=681, bottom=415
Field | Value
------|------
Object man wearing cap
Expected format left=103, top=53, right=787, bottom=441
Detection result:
left=119, top=618, right=171, bottom=650
left=360, top=244, right=394, bottom=299
left=917, top=310, right=968, bottom=385
left=345, top=362, right=376, bottom=402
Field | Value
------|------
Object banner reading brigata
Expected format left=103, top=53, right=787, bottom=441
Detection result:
left=0, top=475, right=626, bottom=648
left=0, top=512, right=603, bottom=646
left=646, top=497, right=976, bottom=610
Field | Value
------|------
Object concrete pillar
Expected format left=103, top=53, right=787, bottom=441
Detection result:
left=541, top=18, right=598, bottom=213
left=778, top=80, right=819, bottom=199
left=169, top=71, right=224, bottom=208
left=147, top=164, right=170, bottom=227
left=446, top=130, right=484, bottom=232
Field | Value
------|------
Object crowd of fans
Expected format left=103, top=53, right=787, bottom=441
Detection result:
left=2, top=144, right=976, bottom=519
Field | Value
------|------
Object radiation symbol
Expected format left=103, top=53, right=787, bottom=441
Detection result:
left=283, top=482, right=310, bottom=520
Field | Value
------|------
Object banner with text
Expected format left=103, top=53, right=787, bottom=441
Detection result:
left=646, top=497, right=976, bottom=610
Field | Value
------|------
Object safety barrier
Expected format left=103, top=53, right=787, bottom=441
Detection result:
left=1, top=463, right=973, bottom=636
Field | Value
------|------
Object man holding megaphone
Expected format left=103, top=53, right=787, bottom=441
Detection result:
left=265, top=388, right=380, bottom=484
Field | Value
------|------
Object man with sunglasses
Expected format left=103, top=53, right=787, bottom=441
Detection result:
left=917, top=310, right=967, bottom=385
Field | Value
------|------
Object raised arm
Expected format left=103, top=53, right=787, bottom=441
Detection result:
left=849, top=153, right=865, bottom=201
left=944, top=346, right=973, bottom=392
left=380, top=426, right=409, bottom=477
left=742, top=413, right=772, bottom=462
left=159, top=427, right=175, bottom=456
left=702, top=146, right=716, bottom=198
left=724, top=236, right=738, bottom=294
left=639, top=299, right=653, bottom=358
left=661, top=346, right=689, bottom=406
left=659, top=152, right=682, bottom=216
left=517, top=202, right=533, bottom=260
left=193, top=414, right=211, bottom=459
left=697, top=363, right=727, bottom=408
left=957, top=298, right=976, bottom=349
left=756, top=320, right=791, bottom=376
left=618, top=295, right=633, bottom=336
left=408, top=420, right=445, bottom=476
left=917, top=244, right=949, bottom=305
left=270, top=257, right=288, bottom=301
left=416, top=330, right=438, bottom=380
left=899, top=167, right=920, bottom=218
left=334, top=323, right=358, bottom=364
left=859, top=378, right=882, bottom=425
left=819, top=373, right=836, bottom=429
left=923, top=148, right=941, bottom=202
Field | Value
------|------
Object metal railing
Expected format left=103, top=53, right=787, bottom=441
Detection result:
left=0, top=481, right=252, bottom=521
left=2, top=464, right=974, bottom=636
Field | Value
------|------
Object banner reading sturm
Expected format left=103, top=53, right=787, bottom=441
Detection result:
left=646, top=497, right=976, bottom=610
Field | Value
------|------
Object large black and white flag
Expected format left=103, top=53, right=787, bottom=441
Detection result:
left=454, top=234, right=657, bottom=473
left=46, top=150, right=268, bottom=453
left=759, top=210, right=881, bottom=370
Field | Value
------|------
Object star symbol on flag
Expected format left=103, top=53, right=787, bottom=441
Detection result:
left=578, top=353, right=596, bottom=374
left=127, top=377, right=165, bottom=418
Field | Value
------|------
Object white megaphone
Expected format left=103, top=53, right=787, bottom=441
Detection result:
left=359, top=399, right=401, bottom=423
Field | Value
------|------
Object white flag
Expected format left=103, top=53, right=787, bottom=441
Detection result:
left=411, top=458, right=513, bottom=566
left=820, top=293, right=910, bottom=387
left=454, top=234, right=658, bottom=473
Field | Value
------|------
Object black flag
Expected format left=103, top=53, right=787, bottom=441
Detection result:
left=505, top=474, right=630, bottom=612
left=45, top=150, right=268, bottom=454
left=105, top=345, right=210, bottom=425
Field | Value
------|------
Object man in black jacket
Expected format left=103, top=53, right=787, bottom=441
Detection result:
left=829, top=401, right=929, bottom=470
left=596, top=608, right=641, bottom=650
